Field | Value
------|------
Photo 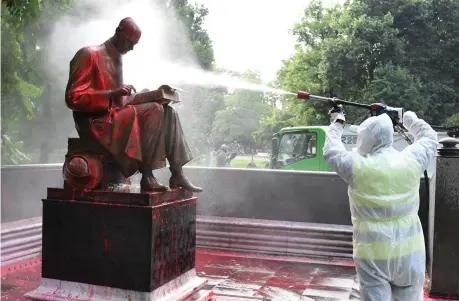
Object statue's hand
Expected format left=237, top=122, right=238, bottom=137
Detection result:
left=111, top=84, right=137, bottom=97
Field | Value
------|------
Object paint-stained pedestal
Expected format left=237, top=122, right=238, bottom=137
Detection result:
left=428, top=138, right=459, bottom=300
left=24, top=187, right=214, bottom=301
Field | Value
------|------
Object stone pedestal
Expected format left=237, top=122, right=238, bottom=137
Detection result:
left=24, top=188, right=214, bottom=301
left=428, top=138, right=459, bottom=300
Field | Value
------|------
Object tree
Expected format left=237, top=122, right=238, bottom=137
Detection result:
left=252, top=109, right=296, bottom=150
left=1, top=0, right=74, bottom=164
left=255, top=1, right=341, bottom=139
left=363, top=65, right=424, bottom=116
left=152, top=0, right=227, bottom=160
left=269, top=0, right=459, bottom=134
left=211, top=71, right=271, bottom=151
left=165, top=0, right=215, bottom=69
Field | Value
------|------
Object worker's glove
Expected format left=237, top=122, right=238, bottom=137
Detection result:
left=403, top=111, right=418, bottom=130
left=379, top=108, right=400, bottom=127
left=329, top=105, right=345, bottom=124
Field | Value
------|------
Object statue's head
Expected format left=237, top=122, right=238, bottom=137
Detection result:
left=112, top=17, right=142, bottom=54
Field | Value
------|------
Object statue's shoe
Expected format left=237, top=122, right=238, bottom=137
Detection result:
left=169, top=175, right=203, bottom=193
left=140, top=176, right=168, bottom=192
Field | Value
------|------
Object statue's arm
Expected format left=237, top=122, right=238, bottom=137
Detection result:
left=65, top=47, right=113, bottom=113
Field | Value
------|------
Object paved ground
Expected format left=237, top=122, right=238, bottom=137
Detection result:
left=1, top=249, right=448, bottom=301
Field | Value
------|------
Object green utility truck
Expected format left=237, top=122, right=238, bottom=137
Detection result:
left=270, top=125, right=446, bottom=174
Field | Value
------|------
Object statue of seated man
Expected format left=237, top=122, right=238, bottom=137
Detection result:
left=65, top=16, right=202, bottom=193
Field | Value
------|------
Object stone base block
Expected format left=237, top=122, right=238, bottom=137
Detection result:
left=24, top=269, right=215, bottom=301
left=40, top=189, right=197, bottom=291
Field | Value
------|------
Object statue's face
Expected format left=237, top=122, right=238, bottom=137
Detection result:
left=116, top=19, right=141, bottom=54
left=117, top=32, right=140, bottom=54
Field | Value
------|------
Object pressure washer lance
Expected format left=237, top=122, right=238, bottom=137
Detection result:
left=297, top=90, right=432, bottom=202
left=297, top=91, right=413, bottom=144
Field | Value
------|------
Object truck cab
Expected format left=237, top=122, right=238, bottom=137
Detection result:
left=270, top=125, right=447, bottom=174
left=270, top=126, right=327, bottom=171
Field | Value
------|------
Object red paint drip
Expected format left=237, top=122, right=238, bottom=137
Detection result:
left=103, top=236, right=109, bottom=252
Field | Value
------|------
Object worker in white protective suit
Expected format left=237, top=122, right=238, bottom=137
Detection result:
left=323, top=106, right=438, bottom=301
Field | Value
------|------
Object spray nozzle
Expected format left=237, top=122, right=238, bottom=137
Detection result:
left=297, top=91, right=310, bottom=100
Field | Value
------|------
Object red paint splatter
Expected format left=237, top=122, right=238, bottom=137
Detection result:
left=103, top=236, right=109, bottom=252
left=1, top=252, right=453, bottom=301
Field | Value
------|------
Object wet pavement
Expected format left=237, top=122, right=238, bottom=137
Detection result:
left=1, top=249, right=449, bottom=301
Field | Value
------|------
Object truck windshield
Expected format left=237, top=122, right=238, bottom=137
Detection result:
left=277, top=132, right=317, bottom=167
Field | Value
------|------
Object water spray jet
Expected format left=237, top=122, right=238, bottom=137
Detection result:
left=147, top=64, right=297, bottom=95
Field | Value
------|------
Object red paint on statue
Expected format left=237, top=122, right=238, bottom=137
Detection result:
left=65, top=17, right=166, bottom=179
left=62, top=17, right=202, bottom=192
left=64, top=154, right=105, bottom=189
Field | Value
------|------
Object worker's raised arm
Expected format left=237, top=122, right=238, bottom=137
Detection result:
left=402, top=111, right=438, bottom=171
left=323, top=111, right=353, bottom=184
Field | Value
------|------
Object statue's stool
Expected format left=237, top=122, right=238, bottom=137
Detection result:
left=24, top=188, right=214, bottom=301
left=63, top=137, right=130, bottom=190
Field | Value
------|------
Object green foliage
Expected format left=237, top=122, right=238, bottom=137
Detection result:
left=252, top=109, right=296, bottom=149
left=164, top=0, right=221, bottom=156
left=445, top=113, right=459, bottom=127
left=1, top=4, right=41, bottom=123
left=211, top=71, right=271, bottom=149
left=363, top=65, right=424, bottom=114
left=1, top=0, right=75, bottom=164
left=263, top=0, right=459, bottom=143
left=179, top=86, right=225, bottom=156
left=1, top=135, right=31, bottom=165
left=168, top=0, right=215, bottom=70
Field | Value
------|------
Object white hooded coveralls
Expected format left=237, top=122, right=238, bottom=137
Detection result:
left=323, top=112, right=438, bottom=301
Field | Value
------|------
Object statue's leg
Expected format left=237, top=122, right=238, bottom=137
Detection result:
left=134, top=102, right=168, bottom=191
left=163, top=105, right=203, bottom=193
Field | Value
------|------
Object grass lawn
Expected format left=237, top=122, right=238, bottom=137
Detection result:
left=230, top=155, right=269, bottom=168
